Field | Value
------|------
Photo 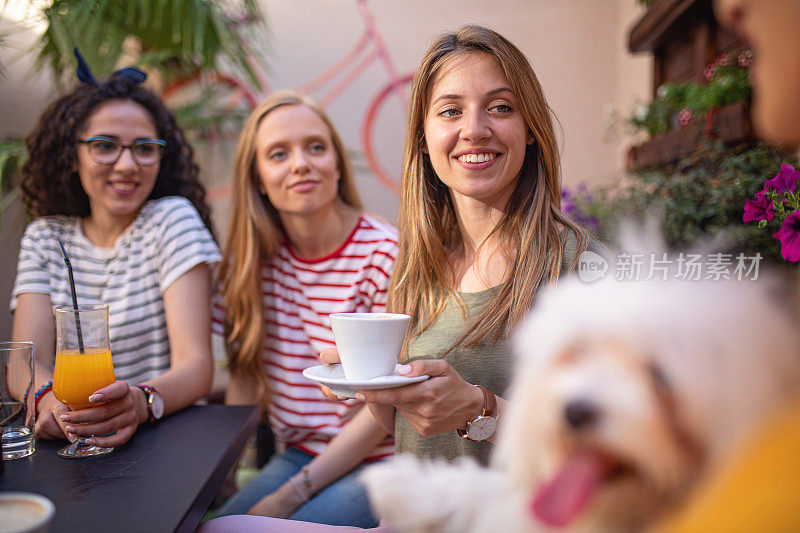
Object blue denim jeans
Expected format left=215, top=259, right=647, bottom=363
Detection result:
left=216, top=446, right=379, bottom=527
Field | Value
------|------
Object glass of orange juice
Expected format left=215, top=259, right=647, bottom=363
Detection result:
left=53, top=305, right=116, bottom=458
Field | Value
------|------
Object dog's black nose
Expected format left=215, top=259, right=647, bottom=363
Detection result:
left=564, top=399, right=599, bottom=430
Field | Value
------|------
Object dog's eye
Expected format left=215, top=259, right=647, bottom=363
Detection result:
left=648, top=363, right=670, bottom=390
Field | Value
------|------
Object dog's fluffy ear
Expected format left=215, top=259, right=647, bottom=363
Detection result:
left=361, top=454, right=507, bottom=533
left=614, top=217, right=668, bottom=255
left=613, top=216, right=736, bottom=260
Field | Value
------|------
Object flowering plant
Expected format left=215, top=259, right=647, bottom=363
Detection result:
left=743, top=164, right=800, bottom=261
left=562, top=186, right=600, bottom=233
left=570, top=143, right=795, bottom=263
left=630, top=51, right=752, bottom=137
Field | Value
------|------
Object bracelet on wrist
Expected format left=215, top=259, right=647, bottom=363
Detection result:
left=291, top=480, right=309, bottom=503
left=34, top=381, right=53, bottom=412
left=291, top=465, right=314, bottom=502
left=301, top=465, right=314, bottom=495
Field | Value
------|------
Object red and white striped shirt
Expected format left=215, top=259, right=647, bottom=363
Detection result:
left=213, top=214, right=397, bottom=459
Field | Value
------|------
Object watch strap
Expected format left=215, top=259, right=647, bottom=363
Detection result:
left=136, top=384, right=159, bottom=422
left=457, top=385, right=497, bottom=440
left=477, top=385, right=497, bottom=418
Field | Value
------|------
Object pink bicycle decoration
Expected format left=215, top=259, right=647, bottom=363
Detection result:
left=163, top=0, right=414, bottom=198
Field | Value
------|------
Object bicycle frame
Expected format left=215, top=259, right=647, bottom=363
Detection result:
left=193, top=0, right=414, bottom=199
left=295, top=0, right=404, bottom=108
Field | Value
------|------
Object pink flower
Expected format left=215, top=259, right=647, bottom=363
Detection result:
left=678, top=108, right=693, bottom=126
left=703, top=65, right=715, bottom=81
left=762, top=164, right=799, bottom=194
left=743, top=192, right=775, bottom=224
left=738, top=50, right=753, bottom=67
left=773, top=211, right=800, bottom=262
left=718, top=52, right=731, bottom=65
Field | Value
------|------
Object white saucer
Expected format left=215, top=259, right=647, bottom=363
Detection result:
left=302, top=364, right=429, bottom=398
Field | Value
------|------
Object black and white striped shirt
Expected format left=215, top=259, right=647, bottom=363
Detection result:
left=11, top=196, right=221, bottom=383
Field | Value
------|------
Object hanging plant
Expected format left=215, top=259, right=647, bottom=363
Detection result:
left=33, top=0, right=268, bottom=90
left=630, top=51, right=752, bottom=137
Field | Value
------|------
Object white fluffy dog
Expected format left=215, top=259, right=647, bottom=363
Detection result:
left=361, top=276, right=800, bottom=532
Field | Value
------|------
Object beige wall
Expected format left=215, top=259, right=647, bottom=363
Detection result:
left=1, top=1, right=653, bottom=211
left=612, top=0, right=653, bottom=168
left=0, top=12, right=54, bottom=340
left=0, top=0, right=652, bottom=337
left=257, top=0, right=651, bottom=214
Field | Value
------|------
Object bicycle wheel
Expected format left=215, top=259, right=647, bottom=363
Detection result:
left=162, top=72, right=258, bottom=135
left=163, top=73, right=257, bottom=205
left=361, top=73, right=414, bottom=193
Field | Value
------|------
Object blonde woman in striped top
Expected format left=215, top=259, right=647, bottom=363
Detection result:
left=214, top=91, right=396, bottom=526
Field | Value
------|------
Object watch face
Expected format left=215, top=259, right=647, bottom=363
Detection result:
left=467, top=416, right=497, bottom=441
left=150, top=393, right=165, bottom=419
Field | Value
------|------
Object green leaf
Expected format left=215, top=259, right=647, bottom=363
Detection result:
left=571, top=143, right=798, bottom=264
left=0, top=138, right=26, bottom=207
left=30, top=0, right=268, bottom=88
left=19, top=0, right=269, bottom=133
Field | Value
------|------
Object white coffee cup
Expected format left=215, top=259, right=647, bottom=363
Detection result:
left=0, top=493, right=55, bottom=533
left=329, top=312, right=411, bottom=381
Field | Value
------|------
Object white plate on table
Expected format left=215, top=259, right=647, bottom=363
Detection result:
left=302, top=364, right=429, bottom=398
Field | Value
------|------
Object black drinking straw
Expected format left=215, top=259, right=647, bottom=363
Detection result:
left=57, top=240, right=84, bottom=354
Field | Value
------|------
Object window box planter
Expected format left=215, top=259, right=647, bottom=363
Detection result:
left=627, top=100, right=753, bottom=169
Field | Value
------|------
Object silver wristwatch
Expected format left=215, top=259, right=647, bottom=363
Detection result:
left=457, top=385, right=498, bottom=442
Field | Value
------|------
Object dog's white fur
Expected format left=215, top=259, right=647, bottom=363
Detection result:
left=361, top=276, right=800, bottom=532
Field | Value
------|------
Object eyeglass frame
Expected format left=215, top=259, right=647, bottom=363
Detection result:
left=78, top=135, right=167, bottom=166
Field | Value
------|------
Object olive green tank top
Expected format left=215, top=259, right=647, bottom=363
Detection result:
left=394, top=229, right=599, bottom=465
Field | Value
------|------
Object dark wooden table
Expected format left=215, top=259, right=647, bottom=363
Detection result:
left=0, top=404, right=258, bottom=533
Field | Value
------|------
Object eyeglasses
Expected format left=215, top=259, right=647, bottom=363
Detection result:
left=78, top=136, right=166, bottom=166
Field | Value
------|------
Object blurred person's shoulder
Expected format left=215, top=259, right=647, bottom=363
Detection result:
left=22, top=215, right=75, bottom=245
left=559, top=226, right=609, bottom=271
left=140, top=196, right=197, bottom=221
left=360, top=213, right=398, bottom=240
left=357, top=213, right=399, bottom=255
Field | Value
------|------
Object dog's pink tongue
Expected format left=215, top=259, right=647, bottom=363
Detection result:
left=529, top=452, right=609, bottom=528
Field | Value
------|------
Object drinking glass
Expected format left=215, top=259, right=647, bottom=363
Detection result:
left=1, top=341, right=35, bottom=459
left=53, top=305, right=116, bottom=458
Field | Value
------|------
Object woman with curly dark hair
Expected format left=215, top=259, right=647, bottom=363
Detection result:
left=10, top=53, right=221, bottom=450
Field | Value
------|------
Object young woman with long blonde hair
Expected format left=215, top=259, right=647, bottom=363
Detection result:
left=202, top=25, right=601, bottom=533
left=322, top=24, right=598, bottom=467
left=213, top=91, right=397, bottom=526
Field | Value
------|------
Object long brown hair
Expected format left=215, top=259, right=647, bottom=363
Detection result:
left=388, top=25, right=588, bottom=348
left=219, top=90, right=362, bottom=407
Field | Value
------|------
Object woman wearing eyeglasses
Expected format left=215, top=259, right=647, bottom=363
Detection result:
left=11, top=61, right=220, bottom=448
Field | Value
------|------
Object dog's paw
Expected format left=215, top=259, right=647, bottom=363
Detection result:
left=361, top=454, right=507, bottom=533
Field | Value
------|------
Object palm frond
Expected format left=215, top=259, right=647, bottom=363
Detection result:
left=32, top=0, right=268, bottom=89
left=0, top=138, right=26, bottom=198
left=0, top=34, right=5, bottom=76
